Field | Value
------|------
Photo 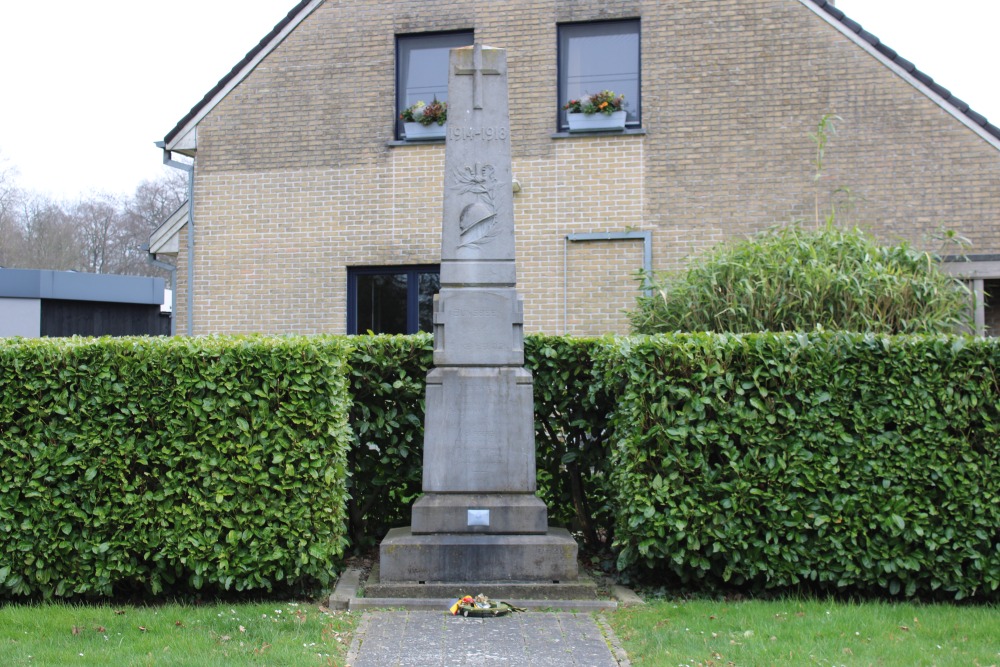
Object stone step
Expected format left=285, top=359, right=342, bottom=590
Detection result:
left=363, top=563, right=601, bottom=601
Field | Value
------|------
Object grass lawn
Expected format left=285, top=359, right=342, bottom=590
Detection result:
left=608, top=597, right=1000, bottom=666
left=0, top=601, right=357, bottom=666
left=4, top=596, right=999, bottom=666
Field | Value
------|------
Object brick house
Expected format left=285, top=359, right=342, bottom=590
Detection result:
left=149, top=0, right=1000, bottom=336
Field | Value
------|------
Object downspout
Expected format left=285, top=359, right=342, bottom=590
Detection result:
left=145, top=251, right=177, bottom=336
left=157, top=142, right=195, bottom=335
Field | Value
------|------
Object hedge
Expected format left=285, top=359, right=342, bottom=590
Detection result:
left=0, top=336, right=352, bottom=599
left=596, top=333, right=1000, bottom=600
left=3, top=332, right=998, bottom=601
left=344, top=334, right=431, bottom=548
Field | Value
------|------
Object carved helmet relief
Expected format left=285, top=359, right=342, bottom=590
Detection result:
left=454, top=162, right=502, bottom=249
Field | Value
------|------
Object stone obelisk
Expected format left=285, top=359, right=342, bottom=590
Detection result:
left=378, top=44, right=578, bottom=584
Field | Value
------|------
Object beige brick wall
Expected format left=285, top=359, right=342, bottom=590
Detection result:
left=176, top=0, right=1000, bottom=335
left=564, top=238, right=646, bottom=336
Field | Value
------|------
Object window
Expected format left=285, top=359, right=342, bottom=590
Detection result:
left=396, top=31, right=474, bottom=139
left=558, top=20, right=641, bottom=130
left=347, top=266, right=440, bottom=334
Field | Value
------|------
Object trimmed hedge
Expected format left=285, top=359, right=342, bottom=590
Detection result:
left=597, top=333, right=1000, bottom=600
left=528, top=335, right=616, bottom=550
left=0, top=336, right=352, bottom=599
left=3, top=332, right=997, bottom=601
left=344, top=334, right=432, bottom=548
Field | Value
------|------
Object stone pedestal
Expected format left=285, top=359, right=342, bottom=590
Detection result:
left=379, top=527, right=578, bottom=583
left=411, top=494, right=548, bottom=535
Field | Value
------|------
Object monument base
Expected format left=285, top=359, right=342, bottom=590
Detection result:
left=411, top=493, right=548, bottom=534
left=378, top=526, right=579, bottom=583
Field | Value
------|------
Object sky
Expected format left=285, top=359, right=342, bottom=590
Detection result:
left=0, top=0, right=997, bottom=201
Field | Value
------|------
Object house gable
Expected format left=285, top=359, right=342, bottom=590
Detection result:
left=804, top=0, right=1000, bottom=148
left=161, top=0, right=1000, bottom=153
left=159, top=0, right=1000, bottom=337
left=163, top=0, right=323, bottom=154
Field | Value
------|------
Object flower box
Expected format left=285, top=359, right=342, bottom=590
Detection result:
left=404, top=122, right=447, bottom=140
left=566, top=110, right=627, bottom=132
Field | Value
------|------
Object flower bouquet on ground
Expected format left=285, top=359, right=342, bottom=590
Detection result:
left=449, top=594, right=525, bottom=617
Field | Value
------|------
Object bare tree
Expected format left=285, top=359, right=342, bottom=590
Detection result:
left=73, top=194, right=126, bottom=274
left=16, top=194, right=81, bottom=271
left=127, top=171, right=187, bottom=230
left=0, top=153, right=22, bottom=267
left=119, top=171, right=188, bottom=276
left=0, top=157, right=187, bottom=276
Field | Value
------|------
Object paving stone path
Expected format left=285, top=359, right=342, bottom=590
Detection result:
left=346, top=610, right=626, bottom=666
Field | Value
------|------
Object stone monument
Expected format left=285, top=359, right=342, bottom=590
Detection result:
left=378, top=44, right=579, bottom=585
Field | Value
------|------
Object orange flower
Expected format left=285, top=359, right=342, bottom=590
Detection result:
left=599, top=101, right=608, bottom=110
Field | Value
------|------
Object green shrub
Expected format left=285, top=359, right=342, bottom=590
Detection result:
left=344, top=334, right=432, bottom=548
left=528, top=335, right=616, bottom=550
left=630, top=224, right=972, bottom=334
left=0, top=336, right=352, bottom=599
left=597, top=333, right=1000, bottom=600
left=6, top=331, right=995, bottom=602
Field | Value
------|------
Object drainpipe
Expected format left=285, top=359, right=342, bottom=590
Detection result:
left=145, top=251, right=177, bottom=336
left=157, top=142, right=195, bottom=335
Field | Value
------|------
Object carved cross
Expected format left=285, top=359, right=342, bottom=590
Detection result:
left=453, top=43, right=503, bottom=110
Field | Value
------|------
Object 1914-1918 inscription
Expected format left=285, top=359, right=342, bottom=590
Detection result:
left=450, top=126, right=509, bottom=141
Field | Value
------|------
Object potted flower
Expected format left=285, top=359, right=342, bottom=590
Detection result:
left=401, top=98, right=447, bottom=140
left=562, top=90, right=627, bottom=132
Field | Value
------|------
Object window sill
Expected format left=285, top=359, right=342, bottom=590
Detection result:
left=551, top=128, right=646, bottom=139
left=386, top=128, right=646, bottom=146
left=387, top=138, right=445, bottom=147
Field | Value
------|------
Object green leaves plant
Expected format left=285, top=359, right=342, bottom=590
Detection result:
left=0, top=335, right=352, bottom=599
left=630, top=224, right=972, bottom=335
left=598, top=332, right=1000, bottom=601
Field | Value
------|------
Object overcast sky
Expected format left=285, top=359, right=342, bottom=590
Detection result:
left=0, top=0, right=996, bottom=201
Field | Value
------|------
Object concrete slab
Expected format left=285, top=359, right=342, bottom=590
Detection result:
left=612, top=585, right=646, bottom=607
left=350, top=597, right=617, bottom=612
left=328, top=568, right=362, bottom=611
left=346, top=610, right=627, bottom=666
left=365, top=562, right=598, bottom=601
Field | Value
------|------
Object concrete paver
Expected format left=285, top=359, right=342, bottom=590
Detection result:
left=347, top=610, right=625, bottom=666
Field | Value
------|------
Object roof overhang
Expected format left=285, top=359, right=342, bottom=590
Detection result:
left=0, top=269, right=165, bottom=305
left=801, top=0, right=1000, bottom=151
left=162, top=0, right=324, bottom=153
left=149, top=200, right=190, bottom=255
left=941, top=256, right=1000, bottom=280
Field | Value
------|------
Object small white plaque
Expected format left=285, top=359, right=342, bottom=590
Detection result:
left=467, top=509, right=490, bottom=526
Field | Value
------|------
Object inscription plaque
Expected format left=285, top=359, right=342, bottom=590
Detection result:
left=467, top=509, right=490, bottom=527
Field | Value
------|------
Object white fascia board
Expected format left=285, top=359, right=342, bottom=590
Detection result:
left=798, top=0, right=1000, bottom=152
left=149, top=200, right=190, bottom=255
left=171, top=127, right=197, bottom=155
left=164, top=0, right=324, bottom=153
